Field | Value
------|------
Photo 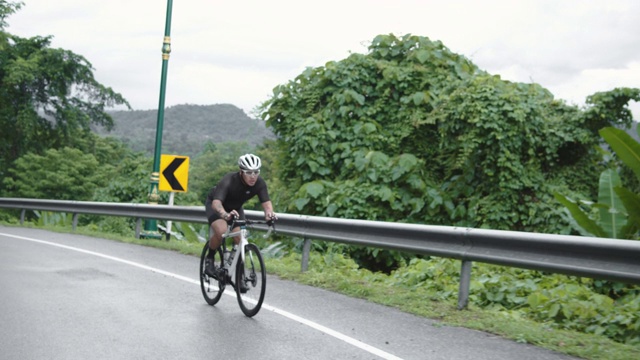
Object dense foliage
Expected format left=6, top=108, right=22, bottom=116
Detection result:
left=392, top=257, right=639, bottom=346
left=0, top=1, right=129, bottom=187
left=261, top=34, right=599, bottom=231
left=1, top=134, right=154, bottom=225
left=4, top=147, right=103, bottom=200
left=260, top=34, right=638, bottom=271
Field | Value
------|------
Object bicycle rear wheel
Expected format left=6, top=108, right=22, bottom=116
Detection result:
left=200, top=241, right=224, bottom=305
left=235, top=243, right=266, bottom=317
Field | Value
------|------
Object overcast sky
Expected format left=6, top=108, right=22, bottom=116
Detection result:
left=7, top=0, right=640, bottom=119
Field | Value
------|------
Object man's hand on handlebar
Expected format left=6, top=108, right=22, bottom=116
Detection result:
left=265, top=212, right=277, bottom=221
left=224, top=210, right=239, bottom=223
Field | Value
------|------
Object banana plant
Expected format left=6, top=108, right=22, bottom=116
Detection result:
left=600, top=127, right=640, bottom=237
left=600, top=127, right=640, bottom=180
left=555, top=127, right=640, bottom=240
left=554, top=169, right=626, bottom=238
left=596, top=169, right=627, bottom=238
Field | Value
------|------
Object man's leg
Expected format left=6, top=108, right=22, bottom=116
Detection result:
left=205, top=219, right=227, bottom=276
left=208, top=219, right=227, bottom=251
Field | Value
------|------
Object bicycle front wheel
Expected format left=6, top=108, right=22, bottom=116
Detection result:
left=200, top=241, right=224, bottom=306
left=235, top=243, right=266, bottom=317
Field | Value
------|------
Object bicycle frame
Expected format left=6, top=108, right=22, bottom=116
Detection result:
left=222, top=223, right=249, bottom=283
left=221, top=218, right=273, bottom=284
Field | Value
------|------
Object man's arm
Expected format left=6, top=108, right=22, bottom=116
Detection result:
left=212, top=199, right=237, bottom=220
left=261, top=201, right=277, bottom=220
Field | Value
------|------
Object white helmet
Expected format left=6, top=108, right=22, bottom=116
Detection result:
left=238, top=153, right=261, bottom=170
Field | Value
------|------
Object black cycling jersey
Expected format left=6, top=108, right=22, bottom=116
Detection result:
left=205, top=171, right=269, bottom=224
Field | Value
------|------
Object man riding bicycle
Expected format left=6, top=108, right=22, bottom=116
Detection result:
left=204, top=153, right=277, bottom=277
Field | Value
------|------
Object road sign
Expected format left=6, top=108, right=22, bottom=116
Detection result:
left=159, top=155, right=189, bottom=192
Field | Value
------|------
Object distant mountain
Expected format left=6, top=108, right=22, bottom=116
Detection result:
left=93, top=104, right=275, bottom=157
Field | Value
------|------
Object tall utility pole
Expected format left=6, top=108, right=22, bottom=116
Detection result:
left=142, top=0, right=174, bottom=239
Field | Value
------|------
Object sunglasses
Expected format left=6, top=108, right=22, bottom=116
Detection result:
left=242, top=170, right=260, bottom=176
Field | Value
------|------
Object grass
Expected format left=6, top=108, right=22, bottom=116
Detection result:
left=3, top=221, right=639, bottom=360
left=266, top=253, right=639, bottom=360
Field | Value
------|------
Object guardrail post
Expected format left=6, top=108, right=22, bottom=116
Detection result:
left=20, top=209, right=25, bottom=225
left=457, top=260, right=472, bottom=310
left=72, top=213, right=78, bottom=231
left=301, top=237, right=311, bottom=272
left=135, top=218, right=142, bottom=239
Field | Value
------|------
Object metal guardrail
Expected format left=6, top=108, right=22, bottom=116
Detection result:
left=1, top=197, right=639, bottom=309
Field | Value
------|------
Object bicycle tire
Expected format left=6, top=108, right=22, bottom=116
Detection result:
left=200, top=241, right=224, bottom=305
left=235, top=243, right=266, bottom=317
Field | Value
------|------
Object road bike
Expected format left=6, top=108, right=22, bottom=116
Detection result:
left=199, top=217, right=275, bottom=317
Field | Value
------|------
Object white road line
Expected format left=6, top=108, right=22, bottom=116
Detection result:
left=1, top=232, right=403, bottom=360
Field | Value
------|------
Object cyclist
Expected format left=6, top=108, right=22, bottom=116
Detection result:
left=204, top=153, right=277, bottom=277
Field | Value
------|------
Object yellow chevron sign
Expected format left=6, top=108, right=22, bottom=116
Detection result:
left=159, top=155, right=189, bottom=192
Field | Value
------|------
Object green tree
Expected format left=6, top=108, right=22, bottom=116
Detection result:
left=430, top=75, right=604, bottom=231
left=260, top=34, right=603, bottom=229
left=259, top=33, right=631, bottom=271
left=91, top=136, right=154, bottom=204
left=3, top=147, right=105, bottom=200
left=0, top=1, right=130, bottom=188
left=582, top=87, right=639, bottom=133
left=0, top=1, right=20, bottom=32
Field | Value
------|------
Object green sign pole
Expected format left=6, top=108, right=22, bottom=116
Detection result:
left=142, top=0, right=173, bottom=239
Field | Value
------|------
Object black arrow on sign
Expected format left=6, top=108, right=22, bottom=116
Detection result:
left=162, top=157, right=186, bottom=191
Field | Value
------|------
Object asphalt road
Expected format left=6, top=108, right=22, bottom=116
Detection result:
left=0, top=226, right=579, bottom=360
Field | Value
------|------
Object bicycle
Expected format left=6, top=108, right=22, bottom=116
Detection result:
left=199, top=217, right=275, bottom=317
